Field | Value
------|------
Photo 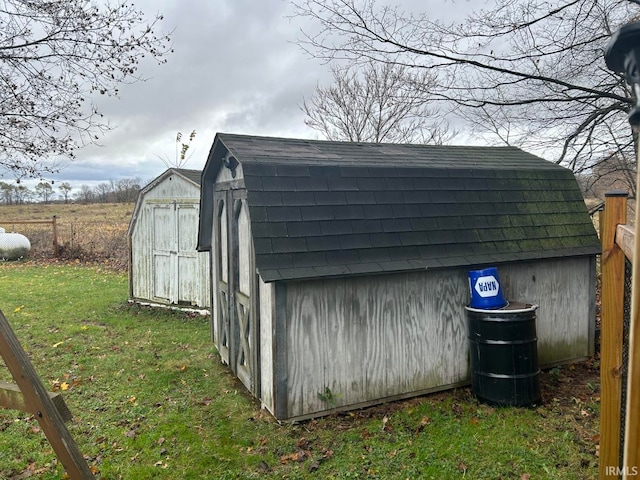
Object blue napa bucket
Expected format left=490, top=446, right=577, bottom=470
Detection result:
left=468, top=267, right=508, bottom=309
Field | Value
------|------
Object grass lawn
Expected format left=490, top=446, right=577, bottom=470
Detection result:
left=0, top=262, right=600, bottom=479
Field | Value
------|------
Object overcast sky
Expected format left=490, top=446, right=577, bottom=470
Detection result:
left=18, top=0, right=475, bottom=193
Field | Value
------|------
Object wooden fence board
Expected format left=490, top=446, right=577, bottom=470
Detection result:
left=617, top=224, right=635, bottom=263
left=0, top=381, right=72, bottom=422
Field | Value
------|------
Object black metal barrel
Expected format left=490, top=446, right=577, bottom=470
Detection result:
left=465, top=302, right=541, bottom=407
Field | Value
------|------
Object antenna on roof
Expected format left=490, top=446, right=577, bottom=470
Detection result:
left=156, top=130, right=197, bottom=169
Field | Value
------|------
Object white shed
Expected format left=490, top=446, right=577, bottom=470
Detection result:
left=128, top=168, right=210, bottom=309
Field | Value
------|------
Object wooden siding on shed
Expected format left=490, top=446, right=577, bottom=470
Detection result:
left=283, top=269, right=469, bottom=419
left=279, top=256, right=594, bottom=420
left=259, top=278, right=275, bottom=414
left=500, top=257, right=595, bottom=364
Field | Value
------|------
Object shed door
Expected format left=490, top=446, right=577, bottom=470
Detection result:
left=176, top=205, right=200, bottom=304
left=152, top=202, right=200, bottom=305
left=214, top=190, right=258, bottom=395
left=153, top=205, right=174, bottom=302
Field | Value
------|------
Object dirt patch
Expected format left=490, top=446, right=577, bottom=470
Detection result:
left=297, top=358, right=601, bottom=428
left=540, top=358, right=599, bottom=405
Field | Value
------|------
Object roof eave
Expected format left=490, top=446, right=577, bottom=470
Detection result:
left=257, top=246, right=602, bottom=283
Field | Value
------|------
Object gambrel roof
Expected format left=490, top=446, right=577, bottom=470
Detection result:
left=128, top=168, right=202, bottom=238
left=198, top=133, right=601, bottom=282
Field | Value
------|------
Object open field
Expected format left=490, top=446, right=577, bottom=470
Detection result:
left=0, top=202, right=134, bottom=223
left=0, top=261, right=600, bottom=479
left=0, top=203, right=134, bottom=269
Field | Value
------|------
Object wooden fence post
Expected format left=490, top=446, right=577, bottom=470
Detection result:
left=52, top=215, right=59, bottom=257
left=600, top=191, right=628, bottom=479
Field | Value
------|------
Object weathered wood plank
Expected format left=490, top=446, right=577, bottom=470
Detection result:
left=282, top=256, right=594, bottom=420
left=176, top=205, right=204, bottom=305
left=0, top=381, right=72, bottom=423
left=274, top=282, right=289, bottom=420
left=285, top=269, right=469, bottom=419
left=229, top=197, right=255, bottom=394
left=152, top=204, right=174, bottom=302
left=0, top=310, right=94, bottom=479
left=259, top=278, right=274, bottom=413
left=235, top=290, right=253, bottom=391
left=616, top=223, right=635, bottom=263
left=237, top=201, right=252, bottom=296
left=499, top=258, right=593, bottom=365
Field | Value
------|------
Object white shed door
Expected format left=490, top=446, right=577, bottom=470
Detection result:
left=176, top=205, right=199, bottom=304
left=152, top=203, right=200, bottom=305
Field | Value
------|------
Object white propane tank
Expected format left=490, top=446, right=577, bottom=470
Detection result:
left=0, top=227, right=31, bottom=260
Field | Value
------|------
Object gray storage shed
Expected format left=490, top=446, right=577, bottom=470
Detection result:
left=129, top=168, right=210, bottom=310
left=197, top=133, right=601, bottom=421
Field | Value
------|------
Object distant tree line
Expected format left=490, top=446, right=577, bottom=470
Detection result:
left=0, top=177, right=142, bottom=205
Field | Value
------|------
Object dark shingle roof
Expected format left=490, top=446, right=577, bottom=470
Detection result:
left=198, top=133, right=601, bottom=282
left=172, top=168, right=202, bottom=186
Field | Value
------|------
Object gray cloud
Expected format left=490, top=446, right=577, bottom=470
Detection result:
left=54, top=0, right=324, bottom=188
left=13, top=0, right=478, bottom=193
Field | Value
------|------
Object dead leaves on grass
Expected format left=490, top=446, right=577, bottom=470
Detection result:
left=279, top=449, right=308, bottom=464
left=278, top=439, right=334, bottom=473
left=5, top=461, right=57, bottom=479
left=51, top=373, right=88, bottom=392
left=414, top=415, right=432, bottom=434
left=247, top=435, right=333, bottom=474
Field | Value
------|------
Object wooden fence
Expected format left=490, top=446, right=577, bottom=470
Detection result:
left=600, top=191, right=640, bottom=479
left=0, top=217, right=129, bottom=269
left=0, top=216, right=59, bottom=256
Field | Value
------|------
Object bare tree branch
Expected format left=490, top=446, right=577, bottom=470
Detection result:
left=293, top=0, right=639, bottom=189
left=0, top=0, right=172, bottom=178
left=301, top=61, right=455, bottom=143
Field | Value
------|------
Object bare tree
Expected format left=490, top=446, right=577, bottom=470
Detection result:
left=293, top=0, right=638, bottom=178
left=14, top=184, right=31, bottom=204
left=75, top=184, right=95, bottom=204
left=302, top=62, right=454, bottom=143
left=113, top=177, right=141, bottom=202
left=94, top=182, right=113, bottom=203
left=58, top=182, right=72, bottom=203
left=35, top=181, right=54, bottom=203
left=582, top=152, right=637, bottom=198
left=0, top=0, right=172, bottom=178
left=0, top=181, right=14, bottom=205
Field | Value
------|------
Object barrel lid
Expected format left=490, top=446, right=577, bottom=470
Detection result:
left=465, top=302, right=538, bottom=314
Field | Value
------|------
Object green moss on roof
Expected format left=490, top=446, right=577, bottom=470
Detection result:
left=198, top=133, right=601, bottom=282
